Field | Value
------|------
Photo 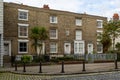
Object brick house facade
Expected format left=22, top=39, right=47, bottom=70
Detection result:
left=3, top=2, right=107, bottom=62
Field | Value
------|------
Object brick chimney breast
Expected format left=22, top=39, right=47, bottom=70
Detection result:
left=43, top=4, right=50, bottom=9
left=113, top=13, right=119, bottom=21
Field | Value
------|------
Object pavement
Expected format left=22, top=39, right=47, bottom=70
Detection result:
left=0, top=62, right=120, bottom=80
left=0, top=62, right=120, bottom=75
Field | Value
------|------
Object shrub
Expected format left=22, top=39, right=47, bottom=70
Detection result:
left=33, top=55, right=45, bottom=62
left=21, top=55, right=32, bottom=63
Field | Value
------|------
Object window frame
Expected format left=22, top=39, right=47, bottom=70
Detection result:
left=97, top=19, right=103, bottom=28
left=97, top=30, right=103, bottom=41
left=75, top=30, right=82, bottom=40
left=18, top=23, right=29, bottom=38
left=74, top=40, right=85, bottom=54
left=50, top=29, right=58, bottom=39
left=18, top=39, right=29, bottom=54
left=50, top=16, right=58, bottom=23
left=97, top=42, right=103, bottom=53
left=75, top=18, right=82, bottom=26
left=18, top=9, right=29, bottom=21
left=50, top=42, right=58, bottom=53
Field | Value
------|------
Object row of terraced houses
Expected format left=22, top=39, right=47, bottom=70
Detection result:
left=0, top=1, right=108, bottom=66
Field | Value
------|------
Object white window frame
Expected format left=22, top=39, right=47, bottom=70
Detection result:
left=18, top=23, right=29, bottom=38
left=97, top=19, right=103, bottom=28
left=75, top=30, right=82, bottom=40
left=76, top=19, right=82, bottom=26
left=97, top=42, right=103, bottom=53
left=18, top=39, right=29, bottom=54
left=97, top=30, right=103, bottom=41
left=50, top=42, right=58, bottom=53
left=50, top=29, right=58, bottom=39
left=66, top=30, right=70, bottom=36
left=18, top=9, right=29, bottom=21
left=74, top=40, right=85, bottom=54
left=50, top=16, right=57, bottom=23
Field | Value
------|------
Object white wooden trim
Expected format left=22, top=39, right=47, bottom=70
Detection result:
left=18, top=39, right=29, bottom=54
left=64, top=43, right=71, bottom=54
left=18, top=23, right=29, bottom=38
left=74, top=40, right=85, bottom=54
left=4, top=41, right=11, bottom=56
left=18, top=9, right=29, bottom=12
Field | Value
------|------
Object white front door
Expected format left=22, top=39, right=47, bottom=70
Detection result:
left=4, top=41, right=11, bottom=56
left=37, top=42, right=45, bottom=55
left=4, top=43, right=9, bottom=55
left=74, top=40, right=85, bottom=54
left=64, top=43, right=71, bottom=54
left=88, top=43, right=93, bottom=54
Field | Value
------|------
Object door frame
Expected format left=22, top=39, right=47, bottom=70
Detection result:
left=87, top=43, right=93, bottom=54
left=4, top=41, right=11, bottom=56
left=64, top=42, right=71, bottom=54
left=37, top=42, right=45, bottom=55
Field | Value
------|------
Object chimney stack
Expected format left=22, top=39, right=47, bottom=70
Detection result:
left=113, top=13, right=119, bottom=21
left=43, top=4, right=49, bottom=9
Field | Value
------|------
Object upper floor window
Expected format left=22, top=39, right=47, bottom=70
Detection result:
left=18, top=23, right=29, bottom=38
left=97, top=30, right=103, bottom=41
left=75, top=19, right=82, bottom=26
left=66, top=30, right=70, bottom=36
left=75, top=30, right=82, bottom=40
left=50, top=29, right=58, bottom=39
left=50, top=16, right=57, bottom=23
left=18, top=9, right=29, bottom=21
left=97, top=20, right=103, bottom=28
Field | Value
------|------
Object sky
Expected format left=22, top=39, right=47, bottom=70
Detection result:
left=3, top=0, right=120, bottom=20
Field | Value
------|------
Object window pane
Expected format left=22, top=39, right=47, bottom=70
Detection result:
left=76, top=19, right=82, bottom=26
left=97, top=44, right=103, bottom=52
left=19, top=11, right=28, bottom=20
left=50, top=16, right=57, bottom=23
left=50, top=29, right=57, bottom=39
left=50, top=43, right=57, bottom=53
left=19, top=42, right=27, bottom=52
left=19, top=26, right=27, bottom=37
left=76, top=30, right=82, bottom=40
left=97, top=20, right=103, bottom=28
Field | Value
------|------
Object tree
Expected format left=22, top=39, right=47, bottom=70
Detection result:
left=115, top=42, right=120, bottom=51
left=30, top=26, right=48, bottom=56
left=99, top=31, right=112, bottom=53
left=38, top=27, right=48, bottom=55
left=104, top=20, right=120, bottom=51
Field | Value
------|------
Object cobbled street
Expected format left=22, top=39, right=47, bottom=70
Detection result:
left=51, top=71, right=120, bottom=80
left=1, top=71, right=120, bottom=80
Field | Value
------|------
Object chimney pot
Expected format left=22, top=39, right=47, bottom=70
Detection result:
left=113, top=13, right=119, bottom=21
left=43, top=4, right=49, bottom=9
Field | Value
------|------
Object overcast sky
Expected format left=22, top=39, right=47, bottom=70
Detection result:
left=4, top=0, right=120, bottom=20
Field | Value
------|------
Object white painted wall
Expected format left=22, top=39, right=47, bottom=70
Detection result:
left=0, top=0, right=3, bottom=67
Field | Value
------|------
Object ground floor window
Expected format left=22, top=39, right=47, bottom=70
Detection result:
left=97, top=43, right=103, bottom=53
left=18, top=40, right=28, bottom=53
left=50, top=42, right=57, bottom=53
left=74, top=40, right=85, bottom=54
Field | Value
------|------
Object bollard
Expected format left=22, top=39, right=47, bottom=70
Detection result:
left=23, top=63, right=26, bottom=72
left=61, top=61, right=65, bottom=73
left=15, top=62, right=17, bottom=71
left=115, top=60, right=118, bottom=69
left=39, top=61, right=42, bottom=73
left=82, top=60, right=86, bottom=72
